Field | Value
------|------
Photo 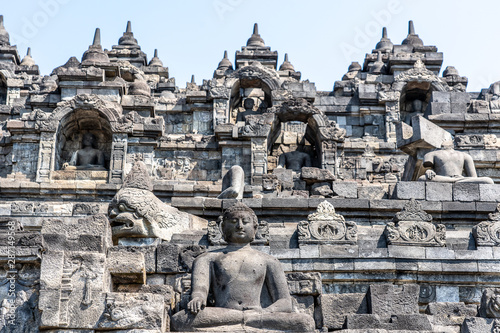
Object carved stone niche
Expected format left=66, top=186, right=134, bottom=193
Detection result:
left=298, top=201, right=357, bottom=245
left=207, top=216, right=269, bottom=246
left=473, top=203, right=500, bottom=246
left=55, top=109, right=112, bottom=171
left=385, top=198, right=446, bottom=247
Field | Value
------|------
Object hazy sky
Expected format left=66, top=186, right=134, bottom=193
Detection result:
left=2, top=0, right=498, bottom=92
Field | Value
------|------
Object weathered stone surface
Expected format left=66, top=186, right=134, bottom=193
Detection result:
left=287, top=272, right=322, bottom=296
left=480, top=288, right=500, bottom=318
left=301, top=167, right=335, bottom=184
left=368, top=284, right=419, bottom=316
left=108, top=245, right=156, bottom=273
left=453, top=183, right=480, bottom=201
left=41, top=214, right=112, bottom=253
left=332, top=181, right=358, bottom=198
left=426, top=302, right=477, bottom=326
left=461, top=317, right=497, bottom=333
left=426, top=182, right=452, bottom=201
left=107, top=250, right=146, bottom=284
left=310, top=182, right=334, bottom=196
left=97, top=293, right=165, bottom=330
left=321, top=293, right=368, bottom=329
left=394, top=181, right=425, bottom=200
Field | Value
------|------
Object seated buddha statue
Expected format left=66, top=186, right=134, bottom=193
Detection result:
left=62, top=133, right=105, bottom=170
left=171, top=202, right=315, bottom=332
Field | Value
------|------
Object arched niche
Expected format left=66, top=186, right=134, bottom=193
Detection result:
left=268, top=121, right=319, bottom=172
left=394, top=60, right=447, bottom=125
left=265, top=99, right=345, bottom=174
left=225, top=63, right=282, bottom=124
left=399, top=81, right=433, bottom=124
left=36, top=95, right=128, bottom=183
left=228, top=78, right=273, bottom=124
left=55, top=109, right=113, bottom=170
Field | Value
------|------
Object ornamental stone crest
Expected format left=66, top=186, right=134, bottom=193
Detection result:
left=473, top=203, right=500, bottom=246
left=385, top=198, right=446, bottom=246
left=298, top=201, right=357, bottom=244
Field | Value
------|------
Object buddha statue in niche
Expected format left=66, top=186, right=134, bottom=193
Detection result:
left=236, top=97, right=257, bottom=123
left=277, top=149, right=312, bottom=173
left=62, top=132, right=105, bottom=170
left=171, top=202, right=315, bottom=332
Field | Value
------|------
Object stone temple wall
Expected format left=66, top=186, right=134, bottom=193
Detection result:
left=1, top=17, right=500, bottom=332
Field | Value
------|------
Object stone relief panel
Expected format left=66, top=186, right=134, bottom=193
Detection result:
left=337, top=144, right=407, bottom=182
left=385, top=199, right=446, bottom=247
left=0, top=144, right=12, bottom=178
left=480, top=288, right=500, bottom=318
left=10, top=142, right=38, bottom=179
left=73, top=203, right=100, bottom=216
left=298, top=201, right=357, bottom=245
left=0, top=263, right=41, bottom=332
left=165, top=113, right=192, bottom=134
left=192, top=111, right=213, bottom=135
left=153, top=150, right=221, bottom=181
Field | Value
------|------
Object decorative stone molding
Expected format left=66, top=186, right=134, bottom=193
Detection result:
left=298, top=201, right=357, bottom=245
left=73, top=203, right=100, bottom=216
left=385, top=198, right=446, bottom=246
left=473, top=203, right=500, bottom=246
left=208, top=216, right=269, bottom=246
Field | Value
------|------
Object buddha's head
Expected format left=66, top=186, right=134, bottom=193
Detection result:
left=221, top=202, right=258, bottom=244
left=243, top=98, right=255, bottom=111
left=82, top=133, right=97, bottom=148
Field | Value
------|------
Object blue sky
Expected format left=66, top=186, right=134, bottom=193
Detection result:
left=1, top=0, right=498, bottom=92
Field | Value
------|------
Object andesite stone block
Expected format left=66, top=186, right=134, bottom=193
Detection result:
left=479, top=184, right=500, bottom=202
left=394, top=181, right=425, bottom=200
left=321, top=293, right=368, bottom=330
left=453, top=183, right=480, bottom=202
left=332, top=181, right=358, bottom=198
left=368, top=284, right=419, bottom=316
left=426, top=182, right=452, bottom=201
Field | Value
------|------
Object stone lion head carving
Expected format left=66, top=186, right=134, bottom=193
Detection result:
left=108, top=161, right=201, bottom=242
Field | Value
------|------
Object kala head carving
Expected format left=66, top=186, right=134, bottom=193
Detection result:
left=108, top=161, right=198, bottom=243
